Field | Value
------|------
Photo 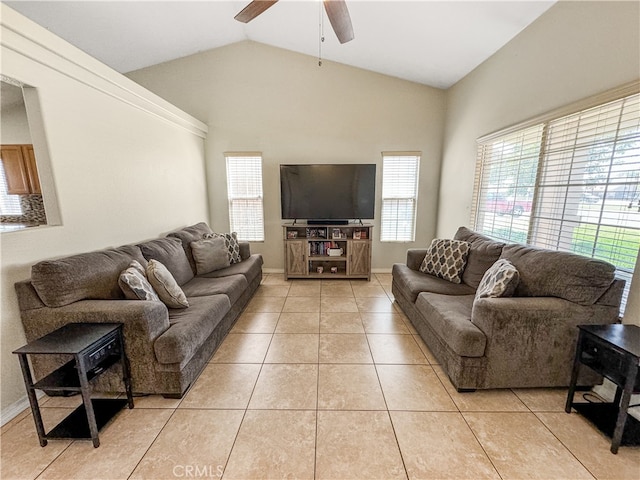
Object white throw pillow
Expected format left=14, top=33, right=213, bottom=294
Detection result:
left=146, top=259, right=189, bottom=308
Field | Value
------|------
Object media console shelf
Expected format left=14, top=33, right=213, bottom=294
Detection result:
left=283, top=223, right=372, bottom=280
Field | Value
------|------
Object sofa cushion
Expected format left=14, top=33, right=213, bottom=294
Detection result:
left=392, top=264, right=476, bottom=303
left=419, top=239, right=470, bottom=284
left=200, top=254, right=263, bottom=285
left=500, top=244, right=616, bottom=306
left=118, top=261, right=160, bottom=301
left=475, top=259, right=520, bottom=299
left=415, top=293, right=486, bottom=357
left=147, top=259, right=189, bottom=309
left=181, top=274, right=249, bottom=305
left=31, top=245, right=147, bottom=308
left=138, top=237, right=194, bottom=286
left=167, top=222, right=214, bottom=274
left=204, top=232, right=241, bottom=264
left=190, top=237, right=230, bottom=275
left=154, top=295, right=231, bottom=365
left=454, top=226, right=505, bottom=288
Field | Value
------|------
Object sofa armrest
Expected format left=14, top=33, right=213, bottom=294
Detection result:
left=19, top=299, right=170, bottom=390
left=406, top=249, right=428, bottom=271
left=470, top=296, right=620, bottom=386
left=239, top=241, right=251, bottom=261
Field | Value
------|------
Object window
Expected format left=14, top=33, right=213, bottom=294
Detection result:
left=0, top=163, right=23, bottom=215
left=225, top=153, right=264, bottom=242
left=473, top=90, right=640, bottom=311
left=380, top=153, right=420, bottom=242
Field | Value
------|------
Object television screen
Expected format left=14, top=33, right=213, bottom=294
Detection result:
left=280, top=164, right=376, bottom=222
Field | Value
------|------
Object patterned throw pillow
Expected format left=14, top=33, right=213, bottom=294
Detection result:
left=118, top=261, right=160, bottom=301
left=419, top=239, right=471, bottom=284
left=146, top=259, right=189, bottom=308
left=204, top=232, right=241, bottom=264
left=475, top=259, right=520, bottom=299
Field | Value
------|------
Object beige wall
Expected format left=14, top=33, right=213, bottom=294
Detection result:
left=438, top=1, right=640, bottom=324
left=0, top=6, right=209, bottom=415
left=127, top=41, right=446, bottom=271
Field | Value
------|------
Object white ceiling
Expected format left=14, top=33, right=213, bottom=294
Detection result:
left=5, top=0, right=556, bottom=89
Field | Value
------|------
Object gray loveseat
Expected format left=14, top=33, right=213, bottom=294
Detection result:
left=15, top=222, right=263, bottom=398
left=392, top=226, right=625, bottom=391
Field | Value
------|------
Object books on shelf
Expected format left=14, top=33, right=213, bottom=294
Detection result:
left=308, top=241, right=342, bottom=256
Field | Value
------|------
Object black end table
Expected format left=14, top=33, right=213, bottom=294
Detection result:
left=13, top=323, right=134, bottom=448
left=565, top=324, right=640, bottom=454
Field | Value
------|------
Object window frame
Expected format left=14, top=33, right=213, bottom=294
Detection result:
left=380, top=152, right=421, bottom=242
left=224, top=152, right=265, bottom=242
left=472, top=83, right=640, bottom=312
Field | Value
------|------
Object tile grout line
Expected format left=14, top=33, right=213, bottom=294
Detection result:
left=530, top=410, right=599, bottom=480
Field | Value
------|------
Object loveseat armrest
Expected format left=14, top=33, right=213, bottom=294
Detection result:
left=470, top=296, right=620, bottom=387
left=406, top=248, right=428, bottom=271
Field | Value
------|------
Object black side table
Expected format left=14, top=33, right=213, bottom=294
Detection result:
left=13, top=323, right=134, bottom=448
left=565, top=324, right=640, bottom=454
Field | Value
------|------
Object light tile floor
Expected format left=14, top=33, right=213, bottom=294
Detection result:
left=2, top=273, right=639, bottom=479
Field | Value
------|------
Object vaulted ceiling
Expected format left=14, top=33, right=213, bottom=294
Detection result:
left=5, top=1, right=556, bottom=89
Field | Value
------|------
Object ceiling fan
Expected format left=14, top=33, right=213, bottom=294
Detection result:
left=234, top=0, right=355, bottom=44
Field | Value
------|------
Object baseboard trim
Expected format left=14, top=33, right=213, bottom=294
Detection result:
left=1, top=391, right=44, bottom=427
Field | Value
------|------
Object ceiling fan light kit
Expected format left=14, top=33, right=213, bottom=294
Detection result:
left=235, top=0, right=354, bottom=44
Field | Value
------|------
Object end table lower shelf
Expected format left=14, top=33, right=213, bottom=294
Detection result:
left=571, top=402, right=640, bottom=447
left=46, top=398, right=130, bottom=440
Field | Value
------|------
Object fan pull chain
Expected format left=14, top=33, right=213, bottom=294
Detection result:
left=318, top=1, right=324, bottom=66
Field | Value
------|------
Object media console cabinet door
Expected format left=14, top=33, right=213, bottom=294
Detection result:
left=286, top=240, right=307, bottom=276
left=349, top=241, right=370, bottom=276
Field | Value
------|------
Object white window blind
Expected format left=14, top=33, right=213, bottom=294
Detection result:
left=225, top=154, right=264, bottom=242
left=381, top=153, right=420, bottom=242
left=473, top=92, right=640, bottom=312
left=0, top=163, right=23, bottom=215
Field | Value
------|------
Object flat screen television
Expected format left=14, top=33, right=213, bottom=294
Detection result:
left=280, top=164, right=376, bottom=224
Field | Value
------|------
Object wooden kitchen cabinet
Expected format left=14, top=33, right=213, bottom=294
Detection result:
left=1, top=145, right=41, bottom=194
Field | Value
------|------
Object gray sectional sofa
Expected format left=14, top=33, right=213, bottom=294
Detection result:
left=15, top=222, right=263, bottom=398
left=392, top=226, right=625, bottom=391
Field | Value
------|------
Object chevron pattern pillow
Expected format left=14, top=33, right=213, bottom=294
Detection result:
left=419, top=238, right=471, bottom=284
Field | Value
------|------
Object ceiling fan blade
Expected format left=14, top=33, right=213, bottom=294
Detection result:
left=234, top=0, right=279, bottom=23
left=323, top=0, right=354, bottom=44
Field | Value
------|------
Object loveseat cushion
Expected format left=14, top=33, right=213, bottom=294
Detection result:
left=415, top=293, right=486, bottom=357
left=138, top=237, right=195, bottom=286
left=167, top=222, right=214, bottom=274
left=500, top=244, right=616, bottom=306
left=154, top=295, right=231, bottom=365
left=454, top=226, right=505, bottom=288
left=181, top=274, right=249, bottom=305
left=200, top=254, right=263, bottom=285
left=392, top=264, right=476, bottom=303
left=31, top=245, right=147, bottom=308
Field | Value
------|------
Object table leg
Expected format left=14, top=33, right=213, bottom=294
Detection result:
left=610, top=361, right=637, bottom=454
left=17, top=354, right=47, bottom=447
left=76, top=356, right=100, bottom=448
